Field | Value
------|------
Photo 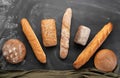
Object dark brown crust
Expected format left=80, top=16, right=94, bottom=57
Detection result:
left=2, top=39, right=26, bottom=64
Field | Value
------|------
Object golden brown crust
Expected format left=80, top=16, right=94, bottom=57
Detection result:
left=73, top=22, right=113, bottom=69
left=41, top=19, right=57, bottom=47
left=60, top=8, right=72, bottom=59
left=94, top=49, right=117, bottom=72
left=21, top=18, right=46, bottom=63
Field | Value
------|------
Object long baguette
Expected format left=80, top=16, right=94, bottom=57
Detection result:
left=73, top=22, right=113, bottom=69
left=21, top=18, right=46, bottom=63
left=60, top=8, right=72, bottom=59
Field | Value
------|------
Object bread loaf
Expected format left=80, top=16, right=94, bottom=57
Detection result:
left=21, top=18, right=46, bottom=63
left=60, top=8, right=72, bottom=59
left=73, top=22, right=113, bottom=69
left=41, top=19, right=57, bottom=47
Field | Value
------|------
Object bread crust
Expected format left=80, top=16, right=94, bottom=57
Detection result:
left=73, top=22, right=113, bottom=69
left=74, top=25, right=91, bottom=46
left=41, top=19, right=57, bottom=47
left=60, top=8, right=72, bottom=59
left=2, top=39, right=26, bottom=64
left=21, top=18, right=46, bottom=63
left=94, top=49, right=117, bottom=72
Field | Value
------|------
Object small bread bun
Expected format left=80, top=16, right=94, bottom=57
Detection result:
left=2, top=39, right=26, bottom=64
left=94, top=49, right=117, bottom=72
left=74, top=25, right=91, bottom=46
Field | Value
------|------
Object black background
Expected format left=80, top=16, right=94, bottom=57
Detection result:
left=0, top=0, right=120, bottom=72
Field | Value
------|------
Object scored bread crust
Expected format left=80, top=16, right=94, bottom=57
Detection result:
left=60, top=8, right=72, bottom=59
left=73, top=22, right=113, bottom=69
left=2, top=39, right=26, bottom=64
left=21, top=18, right=46, bottom=63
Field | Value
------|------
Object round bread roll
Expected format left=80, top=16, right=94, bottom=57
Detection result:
left=94, top=49, right=117, bottom=72
left=2, top=39, right=26, bottom=64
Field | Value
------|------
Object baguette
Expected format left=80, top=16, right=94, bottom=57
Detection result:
left=60, top=8, right=72, bottom=59
left=73, top=22, right=113, bottom=69
left=21, top=18, right=46, bottom=63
